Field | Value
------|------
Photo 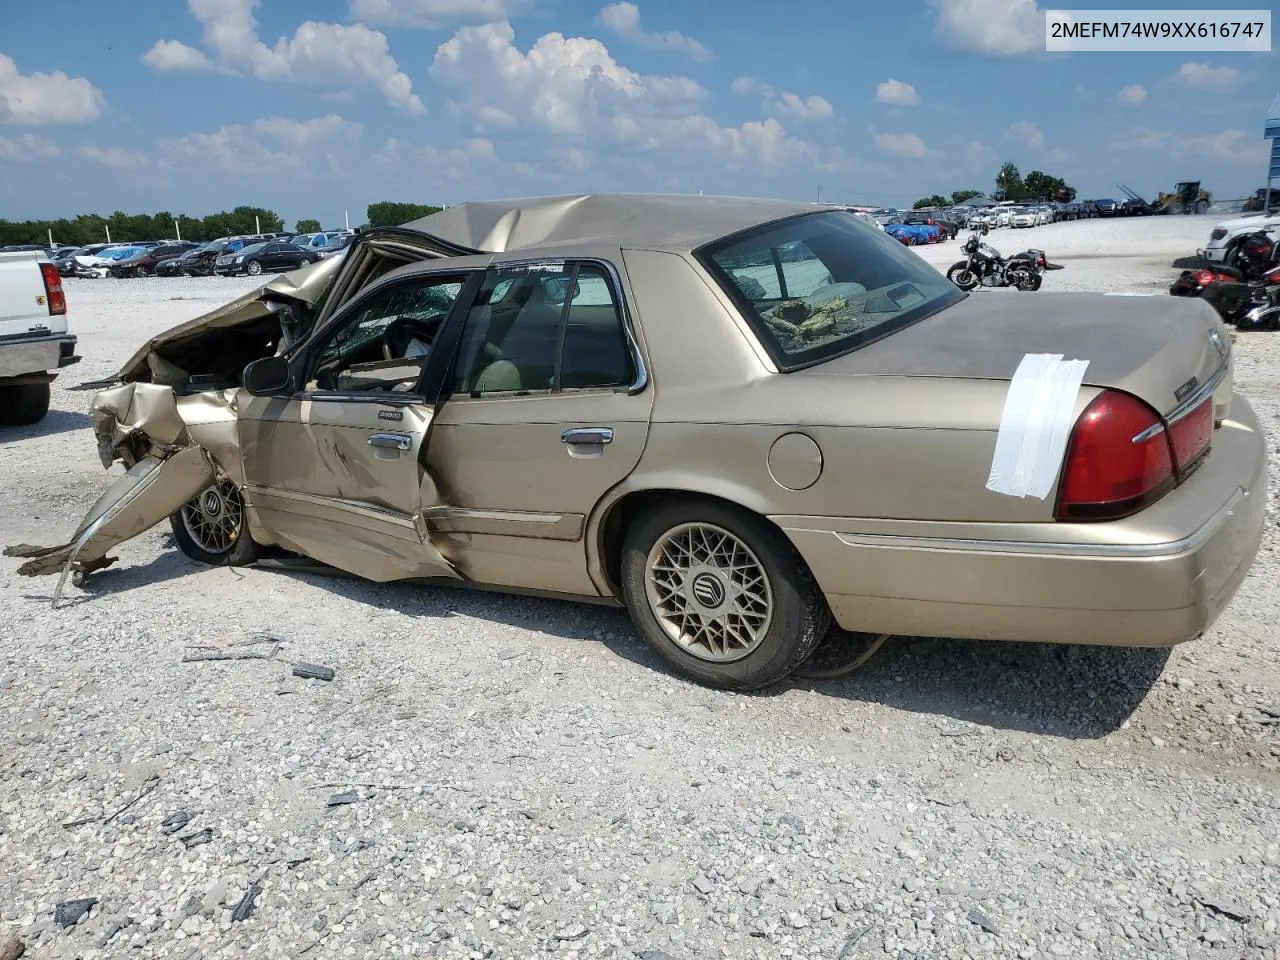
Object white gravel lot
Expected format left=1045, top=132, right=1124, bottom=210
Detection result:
left=2, top=213, right=1278, bottom=960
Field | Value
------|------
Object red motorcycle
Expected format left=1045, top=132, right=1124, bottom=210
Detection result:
left=1170, top=231, right=1280, bottom=329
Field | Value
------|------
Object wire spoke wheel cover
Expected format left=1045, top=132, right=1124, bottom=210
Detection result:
left=644, top=521, right=774, bottom=662
left=180, top=479, right=245, bottom=556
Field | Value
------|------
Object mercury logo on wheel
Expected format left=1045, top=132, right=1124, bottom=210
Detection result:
left=201, top=490, right=222, bottom=516
left=691, top=573, right=725, bottom=608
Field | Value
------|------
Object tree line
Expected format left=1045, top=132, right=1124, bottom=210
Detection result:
left=914, top=163, right=1078, bottom=210
left=0, top=200, right=447, bottom=248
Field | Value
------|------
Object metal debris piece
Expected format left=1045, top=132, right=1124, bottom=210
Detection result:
left=967, top=908, right=1000, bottom=936
left=183, top=637, right=281, bottom=662
left=554, top=925, right=589, bottom=941
left=1197, top=897, right=1251, bottom=923
left=54, top=898, right=98, bottom=928
left=105, top=775, right=160, bottom=824
left=230, top=880, right=263, bottom=922
left=326, top=789, right=359, bottom=807
left=292, top=663, right=336, bottom=682
left=160, top=811, right=194, bottom=835
left=177, top=827, right=214, bottom=849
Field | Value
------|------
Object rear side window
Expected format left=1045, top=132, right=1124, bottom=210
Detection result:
left=450, top=261, right=636, bottom=396
left=697, top=210, right=964, bottom=371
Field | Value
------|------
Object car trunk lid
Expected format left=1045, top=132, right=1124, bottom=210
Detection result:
left=808, top=291, right=1230, bottom=421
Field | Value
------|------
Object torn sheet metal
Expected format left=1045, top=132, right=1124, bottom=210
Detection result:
left=91, top=382, right=190, bottom=467
left=986, top=352, right=1090, bottom=500
left=5, top=446, right=216, bottom=604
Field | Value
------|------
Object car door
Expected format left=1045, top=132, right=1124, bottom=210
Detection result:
left=261, top=243, right=288, bottom=270
left=237, top=269, right=482, bottom=583
left=424, top=256, right=654, bottom=596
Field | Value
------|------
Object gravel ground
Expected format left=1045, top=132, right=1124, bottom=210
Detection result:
left=2, top=215, right=1278, bottom=960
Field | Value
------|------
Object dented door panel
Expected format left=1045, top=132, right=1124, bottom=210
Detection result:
left=238, top=395, right=459, bottom=582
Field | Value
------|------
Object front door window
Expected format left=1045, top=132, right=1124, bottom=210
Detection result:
left=307, top=277, right=464, bottom=394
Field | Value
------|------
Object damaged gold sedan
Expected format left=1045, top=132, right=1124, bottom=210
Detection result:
left=8, top=195, right=1268, bottom=691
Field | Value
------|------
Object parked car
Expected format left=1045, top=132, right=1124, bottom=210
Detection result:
left=0, top=249, right=79, bottom=425
left=215, top=241, right=321, bottom=276
left=10, top=194, right=1266, bottom=693
left=1201, top=211, right=1280, bottom=265
left=182, top=236, right=270, bottom=276
left=109, top=241, right=199, bottom=278
left=315, top=234, right=354, bottom=259
left=1096, top=198, right=1120, bottom=216
left=1010, top=207, right=1038, bottom=228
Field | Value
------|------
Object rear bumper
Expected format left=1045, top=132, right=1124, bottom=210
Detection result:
left=0, top=334, right=79, bottom=380
left=775, top=393, right=1267, bottom=648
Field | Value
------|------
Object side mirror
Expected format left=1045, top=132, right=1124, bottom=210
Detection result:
left=243, top=355, right=292, bottom=396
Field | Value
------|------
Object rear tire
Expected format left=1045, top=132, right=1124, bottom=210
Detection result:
left=0, top=382, right=51, bottom=426
left=169, top=479, right=260, bottom=566
left=135, top=264, right=151, bottom=277
left=620, top=499, right=831, bottom=691
left=1195, top=200, right=1209, bottom=215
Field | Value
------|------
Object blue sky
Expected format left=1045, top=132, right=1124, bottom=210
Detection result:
left=0, top=0, right=1275, bottom=230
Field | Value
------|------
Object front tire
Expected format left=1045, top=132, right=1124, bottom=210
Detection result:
left=245, top=260, right=264, bottom=276
left=947, top=261, right=980, bottom=290
left=0, top=382, right=51, bottom=426
left=170, top=478, right=260, bottom=566
left=620, top=499, right=831, bottom=691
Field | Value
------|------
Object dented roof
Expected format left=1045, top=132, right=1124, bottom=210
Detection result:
left=400, top=193, right=824, bottom=254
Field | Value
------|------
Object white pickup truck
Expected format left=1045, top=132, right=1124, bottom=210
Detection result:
left=0, top=250, right=80, bottom=425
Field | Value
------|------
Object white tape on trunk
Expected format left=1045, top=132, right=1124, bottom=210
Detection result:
left=986, top=352, right=1090, bottom=500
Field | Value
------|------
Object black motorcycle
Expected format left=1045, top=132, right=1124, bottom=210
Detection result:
left=946, top=231, right=1062, bottom=291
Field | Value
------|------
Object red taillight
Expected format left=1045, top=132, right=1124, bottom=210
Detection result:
left=39, top=262, right=66, bottom=315
left=1193, top=269, right=1217, bottom=286
left=1167, top=396, right=1213, bottom=479
left=1056, top=391, right=1174, bottom=521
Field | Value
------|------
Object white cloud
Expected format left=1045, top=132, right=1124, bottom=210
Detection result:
left=928, top=0, right=1044, bottom=56
left=141, top=39, right=214, bottom=73
left=0, top=54, right=106, bottom=126
left=348, top=0, right=536, bottom=28
left=430, top=22, right=837, bottom=174
left=79, top=145, right=152, bottom=170
left=774, top=91, right=833, bottom=121
left=1004, top=119, right=1044, bottom=149
left=142, top=0, right=425, bottom=114
left=874, top=132, right=928, bottom=159
left=159, top=114, right=366, bottom=173
left=597, top=3, right=712, bottom=63
left=0, top=132, right=61, bottom=161
left=729, top=76, right=834, bottom=122
left=1174, top=62, right=1240, bottom=91
left=1114, top=126, right=1265, bottom=165
left=874, top=79, right=919, bottom=106
left=961, top=140, right=998, bottom=170
left=1117, top=83, right=1146, bottom=106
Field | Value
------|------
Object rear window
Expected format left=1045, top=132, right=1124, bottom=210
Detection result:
left=696, top=210, right=964, bottom=370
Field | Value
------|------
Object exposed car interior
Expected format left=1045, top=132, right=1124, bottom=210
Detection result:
left=309, top=280, right=462, bottom=393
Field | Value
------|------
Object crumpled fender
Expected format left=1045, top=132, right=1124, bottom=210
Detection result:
left=6, top=382, right=243, bottom=605
left=91, top=382, right=190, bottom=468
left=4, top=446, right=216, bottom=605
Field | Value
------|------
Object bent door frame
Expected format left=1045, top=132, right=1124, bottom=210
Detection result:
left=238, top=268, right=488, bottom=581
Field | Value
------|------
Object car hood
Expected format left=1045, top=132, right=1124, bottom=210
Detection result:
left=114, top=255, right=344, bottom=381
left=807, top=291, right=1230, bottom=420
left=1212, top=212, right=1280, bottom=232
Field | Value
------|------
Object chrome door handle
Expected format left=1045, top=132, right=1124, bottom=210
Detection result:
left=562, top=427, right=613, bottom=445
left=368, top=433, right=412, bottom=450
